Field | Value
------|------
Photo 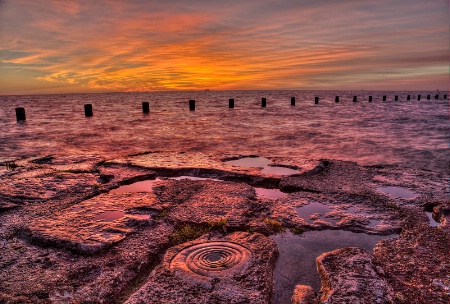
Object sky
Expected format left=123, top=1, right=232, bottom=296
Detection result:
left=0, top=0, right=448, bottom=95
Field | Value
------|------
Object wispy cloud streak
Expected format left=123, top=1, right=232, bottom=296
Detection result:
left=0, top=0, right=448, bottom=94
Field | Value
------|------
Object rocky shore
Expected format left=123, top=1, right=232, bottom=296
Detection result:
left=0, top=152, right=448, bottom=303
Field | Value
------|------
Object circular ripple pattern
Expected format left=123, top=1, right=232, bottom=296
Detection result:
left=170, top=242, right=252, bottom=279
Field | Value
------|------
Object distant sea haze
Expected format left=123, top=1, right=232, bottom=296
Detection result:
left=0, top=90, right=447, bottom=172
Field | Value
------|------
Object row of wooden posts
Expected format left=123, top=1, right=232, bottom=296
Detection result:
left=14, top=93, right=447, bottom=121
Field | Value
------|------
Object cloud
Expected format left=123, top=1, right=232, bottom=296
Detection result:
left=0, top=0, right=448, bottom=94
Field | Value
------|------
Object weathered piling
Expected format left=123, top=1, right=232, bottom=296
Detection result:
left=15, top=107, right=26, bottom=122
left=229, top=98, right=234, bottom=108
left=407, top=95, right=410, bottom=100
left=383, top=96, right=387, bottom=101
left=291, top=97, right=295, bottom=106
left=418, top=95, right=421, bottom=101
left=189, top=100, right=195, bottom=111
left=315, top=97, right=319, bottom=104
left=84, top=104, right=93, bottom=117
left=261, top=98, right=266, bottom=107
left=353, top=96, right=357, bottom=102
left=444, top=94, right=447, bottom=99
left=435, top=94, right=439, bottom=100
left=369, top=96, right=372, bottom=102
left=395, top=96, right=398, bottom=101
left=427, top=95, right=430, bottom=100
left=335, top=96, right=339, bottom=103
left=142, top=102, right=149, bottom=114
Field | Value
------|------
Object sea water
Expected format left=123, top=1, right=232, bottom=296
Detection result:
left=0, top=90, right=447, bottom=172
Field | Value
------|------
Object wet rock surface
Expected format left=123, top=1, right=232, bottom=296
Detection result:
left=317, top=247, right=394, bottom=303
left=0, top=152, right=448, bottom=303
left=28, top=192, right=159, bottom=254
left=279, top=160, right=373, bottom=194
left=156, top=179, right=260, bottom=228
left=0, top=171, right=99, bottom=200
left=433, top=203, right=450, bottom=226
left=271, top=230, right=390, bottom=304
left=374, top=206, right=450, bottom=303
left=126, top=231, right=278, bottom=303
left=112, top=151, right=319, bottom=181
left=291, top=285, right=319, bottom=304
left=271, top=191, right=402, bottom=235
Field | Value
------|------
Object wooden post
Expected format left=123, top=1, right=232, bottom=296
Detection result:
left=407, top=95, right=410, bottom=101
left=189, top=100, right=195, bottom=111
left=427, top=95, right=430, bottom=100
left=444, top=94, right=447, bottom=99
left=15, top=107, right=26, bottom=122
left=261, top=98, right=266, bottom=107
left=395, top=96, right=398, bottom=101
left=142, top=102, right=149, bottom=114
left=229, top=98, right=234, bottom=108
left=291, top=97, right=295, bottom=106
left=368, top=96, right=372, bottom=102
left=383, top=96, right=387, bottom=101
left=84, top=104, right=93, bottom=117
left=353, top=96, right=357, bottom=102
left=435, top=94, right=439, bottom=100
left=418, top=95, right=421, bottom=101
left=314, top=97, right=319, bottom=104
left=335, top=96, right=339, bottom=103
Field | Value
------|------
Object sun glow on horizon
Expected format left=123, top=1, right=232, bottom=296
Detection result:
left=0, top=0, right=448, bottom=95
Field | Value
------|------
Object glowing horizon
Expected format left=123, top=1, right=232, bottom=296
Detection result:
left=0, top=0, right=448, bottom=95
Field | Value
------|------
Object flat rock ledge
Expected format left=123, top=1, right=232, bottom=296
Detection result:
left=291, top=285, right=319, bottom=304
left=126, top=231, right=278, bottom=304
left=317, top=247, right=394, bottom=304
left=28, top=192, right=159, bottom=254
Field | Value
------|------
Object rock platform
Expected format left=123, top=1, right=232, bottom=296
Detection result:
left=0, top=152, right=448, bottom=303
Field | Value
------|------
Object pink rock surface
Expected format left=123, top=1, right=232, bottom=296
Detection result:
left=28, top=192, right=159, bottom=254
left=291, top=285, right=319, bottom=304
left=126, top=232, right=278, bottom=304
left=317, top=247, right=394, bottom=304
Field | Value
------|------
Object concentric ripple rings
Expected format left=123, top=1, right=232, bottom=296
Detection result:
left=170, top=242, right=252, bottom=279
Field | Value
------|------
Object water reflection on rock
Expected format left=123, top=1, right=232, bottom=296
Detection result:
left=261, top=166, right=300, bottom=175
left=271, top=230, right=395, bottom=304
left=224, top=156, right=272, bottom=167
left=377, top=186, right=417, bottom=199
left=254, top=187, right=287, bottom=199
left=425, top=212, right=441, bottom=227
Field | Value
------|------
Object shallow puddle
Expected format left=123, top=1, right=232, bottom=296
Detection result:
left=425, top=212, right=441, bottom=227
left=170, top=176, right=222, bottom=182
left=261, top=166, right=300, bottom=176
left=224, top=156, right=272, bottom=167
left=271, top=230, right=394, bottom=304
left=366, top=219, right=381, bottom=227
left=296, top=202, right=337, bottom=225
left=111, top=176, right=223, bottom=193
left=377, top=186, right=417, bottom=199
left=254, top=188, right=287, bottom=199
left=94, top=210, right=125, bottom=222
left=345, top=206, right=381, bottom=227
left=71, top=201, right=150, bottom=223
left=110, top=179, right=162, bottom=193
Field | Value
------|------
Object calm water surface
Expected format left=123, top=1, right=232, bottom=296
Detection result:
left=271, top=230, right=391, bottom=304
left=0, top=90, right=448, bottom=172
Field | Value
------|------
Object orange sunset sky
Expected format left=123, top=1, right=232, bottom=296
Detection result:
left=0, top=0, right=448, bottom=95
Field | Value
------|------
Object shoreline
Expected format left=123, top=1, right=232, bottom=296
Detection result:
left=0, top=152, right=449, bottom=303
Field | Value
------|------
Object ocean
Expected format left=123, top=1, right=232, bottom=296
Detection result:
left=0, top=90, right=448, bottom=172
